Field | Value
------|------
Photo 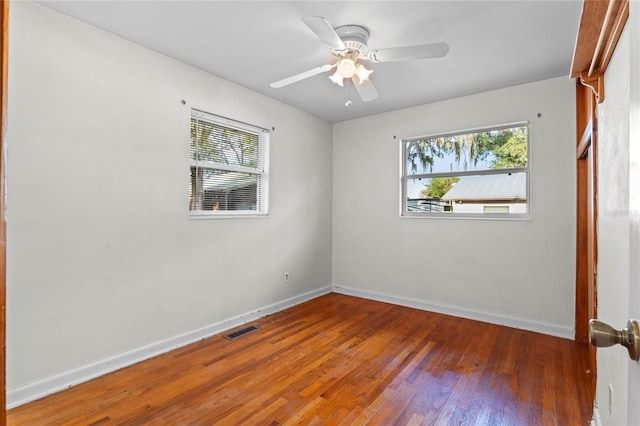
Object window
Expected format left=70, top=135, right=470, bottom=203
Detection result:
left=189, top=109, right=269, bottom=217
left=401, top=123, right=529, bottom=217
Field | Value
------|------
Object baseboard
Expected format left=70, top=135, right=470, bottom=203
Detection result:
left=332, top=285, right=574, bottom=339
left=7, top=285, right=332, bottom=409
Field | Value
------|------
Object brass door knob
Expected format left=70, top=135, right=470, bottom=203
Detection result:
left=589, top=319, right=640, bottom=361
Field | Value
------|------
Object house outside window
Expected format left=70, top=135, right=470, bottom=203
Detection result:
left=401, top=123, right=529, bottom=218
left=189, top=109, right=269, bottom=218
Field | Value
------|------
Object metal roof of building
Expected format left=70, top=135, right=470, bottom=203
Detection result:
left=442, top=173, right=526, bottom=201
left=203, top=172, right=256, bottom=192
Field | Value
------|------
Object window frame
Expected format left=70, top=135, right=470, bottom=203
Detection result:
left=400, top=122, right=531, bottom=220
left=189, top=109, right=270, bottom=219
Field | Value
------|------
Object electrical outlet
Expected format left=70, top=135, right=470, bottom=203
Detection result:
left=284, top=272, right=290, bottom=283
left=609, top=384, right=613, bottom=416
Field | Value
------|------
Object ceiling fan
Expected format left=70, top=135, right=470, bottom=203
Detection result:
left=270, top=16, right=449, bottom=103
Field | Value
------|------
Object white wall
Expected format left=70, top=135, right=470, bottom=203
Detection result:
left=333, top=77, right=576, bottom=336
left=6, top=2, right=333, bottom=396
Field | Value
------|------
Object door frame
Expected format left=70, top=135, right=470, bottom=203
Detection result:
left=575, top=82, right=598, bottom=394
left=571, top=0, right=629, bottom=339
left=571, top=0, right=630, bottom=407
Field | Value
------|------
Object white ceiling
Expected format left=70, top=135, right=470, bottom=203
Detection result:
left=36, top=1, right=583, bottom=123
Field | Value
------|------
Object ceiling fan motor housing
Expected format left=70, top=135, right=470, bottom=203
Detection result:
left=334, top=25, right=370, bottom=58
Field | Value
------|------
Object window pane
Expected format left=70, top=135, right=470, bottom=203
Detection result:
left=190, top=118, right=259, bottom=169
left=406, top=177, right=456, bottom=212
left=405, top=125, right=528, bottom=174
left=190, top=167, right=258, bottom=212
left=406, top=172, right=527, bottom=214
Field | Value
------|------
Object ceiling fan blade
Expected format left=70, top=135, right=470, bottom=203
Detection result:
left=369, top=42, right=449, bottom=62
left=270, top=64, right=334, bottom=88
left=301, top=16, right=346, bottom=50
left=352, top=76, right=379, bottom=102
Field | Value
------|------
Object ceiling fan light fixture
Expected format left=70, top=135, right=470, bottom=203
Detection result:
left=337, top=57, right=356, bottom=78
left=330, top=56, right=372, bottom=86
left=329, top=69, right=345, bottom=86
left=355, top=63, right=373, bottom=83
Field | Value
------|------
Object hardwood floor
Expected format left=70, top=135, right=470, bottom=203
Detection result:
left=8, top=294, right=594, bottom=425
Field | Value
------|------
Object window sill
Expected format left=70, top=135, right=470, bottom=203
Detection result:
left=189, top=212, right=269, bottom=220
left=400, top=212, right=532, bottom=221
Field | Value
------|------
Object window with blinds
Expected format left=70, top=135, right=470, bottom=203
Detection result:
left=189, top=109, right=269, bottom=217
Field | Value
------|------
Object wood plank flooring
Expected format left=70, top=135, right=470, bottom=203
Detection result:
left=7, top=294, right=594, bottom=425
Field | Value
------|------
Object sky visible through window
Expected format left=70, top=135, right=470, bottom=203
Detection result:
left=406, top=151, right=496, bottom=198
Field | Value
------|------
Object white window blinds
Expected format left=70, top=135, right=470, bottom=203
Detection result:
left=189, top=109, right=269, bottom=216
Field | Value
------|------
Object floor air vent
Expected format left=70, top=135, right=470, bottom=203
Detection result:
left=224, top=325, right=259, bottom=340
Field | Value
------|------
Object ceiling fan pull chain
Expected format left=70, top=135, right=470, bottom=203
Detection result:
left=345, top=79, right=352, bottom=107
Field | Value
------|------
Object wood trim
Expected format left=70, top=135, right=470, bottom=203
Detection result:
left=574, top=80, right=598, bottom=397
left=577, top=118, right=593, bottom=159
left=575, top=81, right=595, bottom=344
left=597, top=0, right=629, bottom=74
left=571, top=0, right=629, bottom=78
left=0, top=0, right=7, bottom=423
left=579, top=73, right=605, bottom=104
left=571, top=0, right=629, bottom=102
left=575, top=161, right=588, bottom=339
